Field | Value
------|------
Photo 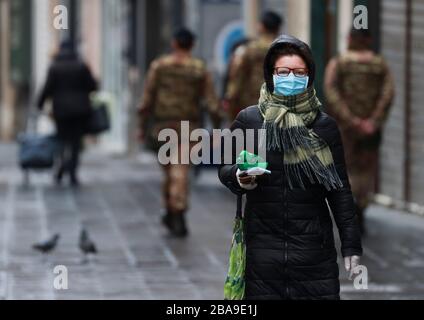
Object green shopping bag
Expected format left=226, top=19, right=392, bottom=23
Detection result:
left=224, top=194, right=246, bottom=300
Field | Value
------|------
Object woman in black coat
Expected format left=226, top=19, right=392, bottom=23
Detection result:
left=38, top=41, right=98, bottom=187
left=219, top=35, right=362, bottom=300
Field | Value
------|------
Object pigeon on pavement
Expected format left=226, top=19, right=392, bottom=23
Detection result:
left=32, top=234, right=60, bottom=254
left=79, top=229, right=97, bottom=256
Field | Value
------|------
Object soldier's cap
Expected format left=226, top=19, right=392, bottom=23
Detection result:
left=263, top=34, right=315, bottom=93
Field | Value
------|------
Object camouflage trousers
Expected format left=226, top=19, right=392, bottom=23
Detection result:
left=342, top=131, right=379, bottom=211
left=159, top=142, right=193, bottom=214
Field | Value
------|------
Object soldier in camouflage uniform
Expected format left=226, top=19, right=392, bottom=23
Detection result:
left=224, top=11, right=283, bottom=121
left=138, top=29, right=221, bottom=237
left=324, top=29, right=395, bottom=234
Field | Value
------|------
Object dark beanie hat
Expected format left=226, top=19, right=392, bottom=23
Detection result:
left=263, top=34, right=315, bottom=93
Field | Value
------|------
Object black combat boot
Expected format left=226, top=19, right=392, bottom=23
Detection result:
left=172, top=213, right=188, bottom=237
left=161, top=211, right=173, bottom=230
left=161, top=210, right=188, bottom=238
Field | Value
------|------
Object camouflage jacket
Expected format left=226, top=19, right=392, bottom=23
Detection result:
left=324, top=51, right=395, bottom=131
left=225, top=35, right=274, bottom=120
left=139, top=54, right=221, bottom=139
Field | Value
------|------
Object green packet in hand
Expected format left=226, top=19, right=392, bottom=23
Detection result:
left=236, top=150, right=269, bottom=171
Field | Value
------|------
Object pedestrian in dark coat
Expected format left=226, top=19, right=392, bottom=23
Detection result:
left=219, top=35, right=362, bottom=300
left=38, top=41, right=98, bottom=186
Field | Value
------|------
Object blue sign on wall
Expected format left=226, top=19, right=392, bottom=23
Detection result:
left=214, top=20, right=245, bottom=74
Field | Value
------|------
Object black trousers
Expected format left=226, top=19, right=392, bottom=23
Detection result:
left=57, top=136, right=82, bottom=179
left=55, top=116, right=87, bottom=180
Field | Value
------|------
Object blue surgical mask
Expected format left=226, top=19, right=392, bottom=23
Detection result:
left=273, top=73, right=309, bottom=96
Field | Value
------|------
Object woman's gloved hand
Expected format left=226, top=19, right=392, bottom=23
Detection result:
left=344, top=255, right=361, bottom=279
left=236, top=169, right=257, bottom=190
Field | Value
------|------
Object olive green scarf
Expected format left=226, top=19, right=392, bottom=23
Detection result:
left=258, top=84, right=343, bottom=190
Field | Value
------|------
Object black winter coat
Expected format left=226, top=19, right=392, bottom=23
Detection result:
left=219, top=106, right=362, bottom=300
left=38, top=52, right=98, bottom=121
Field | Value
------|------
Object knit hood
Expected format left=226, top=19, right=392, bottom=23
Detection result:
left=263, top=35, right=316, bottom=93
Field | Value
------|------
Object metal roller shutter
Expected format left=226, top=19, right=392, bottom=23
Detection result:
left=409, top=0, right=424, bottom=203
left=379, top=0, right=407, bottom=201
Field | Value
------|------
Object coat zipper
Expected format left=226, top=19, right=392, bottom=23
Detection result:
left=283, top=180, right=289, bottom=299
left=317, top=214, right=326, bottom=248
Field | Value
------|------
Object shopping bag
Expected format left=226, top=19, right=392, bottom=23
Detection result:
left=18, top=134, right=59, bottom=170
left=85, top=92, right=112, bottom=135
left=224, top=194, right=246, bottom=300
left=85, top=103, right=110, bottom=135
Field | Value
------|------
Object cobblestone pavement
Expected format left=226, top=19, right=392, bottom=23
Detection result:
left=0, top=144, right=423, bottom=300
